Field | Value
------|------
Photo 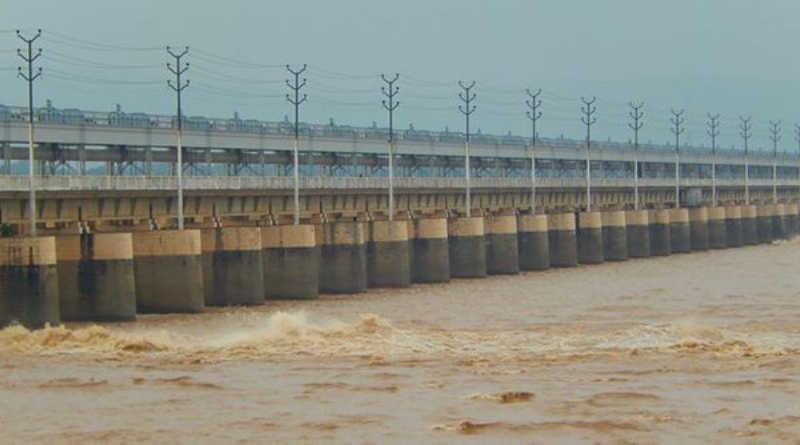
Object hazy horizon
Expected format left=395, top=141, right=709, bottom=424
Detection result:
left=2, top=0, right=799, bottom=151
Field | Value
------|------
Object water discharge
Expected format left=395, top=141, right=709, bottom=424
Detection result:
left=2, top=241, right=800, bottom=443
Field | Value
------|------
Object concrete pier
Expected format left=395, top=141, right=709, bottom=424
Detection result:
left=318, top=221, right=367, bottom=294
left=626, top=210, right=650, bottom=258
left=771, top=204, right=787, bottom=241
left=133, top=230, right=204, bottom=313
left=725, top=206, right=743, bottom=248
left=706, top=207, right=727, bottom=249
left=669, top=208, right=691, bottom=254
left=367, top=220, right=411, bottom=288
left=56, top=233, right=136, bottom=321
left=785, top=204, right=799, bottom=239
left=409, top=218, right=450, bottom=283
left=0, top=237, right=59, bottom=329
left=602, top=211, right=628, bottom=261
left=689, top=207, right=710, bottom=251
left=741, top=205, right=759, bottom=245
left=448, top=217, right=487, bottom=278
left=578, top=212, right=604, bottom=264
left=756, top=205, right=774, bottom=244
left=548, top=213, right=578, bottom=268
left=649, top=210, right=671, bottom=256
left=517, top=214, right=550, bottom=271
left=485, top=215, right=520, bottom=275
left=262, top=224, right=319, bottom=299
left=201, top=227, right=264, bottom=306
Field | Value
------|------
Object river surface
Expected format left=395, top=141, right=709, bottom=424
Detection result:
left=2, top=241, right=800, bottom=444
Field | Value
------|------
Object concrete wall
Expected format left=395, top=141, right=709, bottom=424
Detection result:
left=56, top=233, right=136, bottom=321
left=669, top=209, right=691, bottom=253
left=367, top=220, right=411, bottom=288
left=318, top=221, right=367, bottom=294
left=649, top=209, right=671, bottom=256
left=725, top=206, right=743, bottom=248
left=741, top=205, right=759, bottom=245
left=756, top=205, right=774, bottom=244
left=448, top=217, right=487, bottom=278
left=626, top=210, right=650, bottom=258
left=0, top=237, right=60, bottom=329
left=133, top=230, right=205, bottom=313
left=707, top=207, right=727, bottom=249
left=485, top=215, right=520, bottom=275
left=518, top=214, right=550, bottom=270
left=548, top=213, right=577, bottom=267
left=578, top=212, right=604, bottom=264
left=689, top=207, right=710, bottom=251
left=262, top=224, right=319, bottom=299
left=409, top=218, right=450, bottom=283
left=201, top=227, right=264, bottom=306
left=602, top=211, right=628, bottom=262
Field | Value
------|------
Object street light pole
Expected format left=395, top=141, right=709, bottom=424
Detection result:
left=381, top=74, right=400, bottom=222
left=670, top=109, right=685, bottom=208
left=707, top=113, right=721, bottom=207
left=167, top=46, right=190, bottom=230
left=17, top=29, right=42, bottom=237
left=526, top=88, right=542, bottom=213
left=629, top=102, right=644, bottom=209
left=458, top=81, right=476, bottom=218
left=581, top=97, right=597, bottom=212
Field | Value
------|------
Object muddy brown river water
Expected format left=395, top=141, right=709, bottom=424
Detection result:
left=2, top=240, right=800, bottom=444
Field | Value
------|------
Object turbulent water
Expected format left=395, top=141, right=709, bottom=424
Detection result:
left=2, top=241, right=800, bottom=444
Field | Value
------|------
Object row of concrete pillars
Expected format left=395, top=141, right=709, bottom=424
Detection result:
left=0, top=203, right=796, bottom=329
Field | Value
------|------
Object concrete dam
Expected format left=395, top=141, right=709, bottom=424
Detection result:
left=0, top=105, right=798, bottom=328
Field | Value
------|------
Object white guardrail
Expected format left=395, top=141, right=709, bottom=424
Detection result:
left=0, top=175, right=796, bottom=192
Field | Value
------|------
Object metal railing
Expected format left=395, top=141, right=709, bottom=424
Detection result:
left=0, top=175, right=795, bottom=192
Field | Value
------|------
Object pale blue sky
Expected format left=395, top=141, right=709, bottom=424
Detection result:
left=2, top=0, right=799, bottom=150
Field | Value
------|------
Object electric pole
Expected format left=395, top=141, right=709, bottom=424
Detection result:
left=795, top=124, right=800, bottom=201
left=629, top=102, right=644, bottom=210
left=740, top=116, right=752, bottom=205
left=17, top=29, right=42, bottom=237
left=581, top=96, right=597, bottom=212
left=381, top=73, right=400, bottom=222
left=670, top=108, right=685, bottom=208
left=526, top=88, right=542, bottom=213
left=707, top=113, right=721, bottom=207
left=286, top=64, right=307, bottom=225
left=458, top=81, right=476, bottom=218
left=167, top=46, right=189, bottom=230
left=769, top=120, right=781, bottom=204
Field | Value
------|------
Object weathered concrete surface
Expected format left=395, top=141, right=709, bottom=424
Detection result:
left=56, top=233, right=136, bottom=321
left=0, top=237, right=60, bottom=329
left=133, top=230, right=205, bottom=314
left=649, top=210, right=671, bottom=256
left=201, top=227, right=264, bottom=306
left=485, top=215, right=519, bottom=275
left=756, top=205, right=774, bottom=244
left=706, top=207, right=727, bottom=250
left=409, top=218, right=450, bottom=283
left=741, top=205, right=759, bottom=246
left=689, top=207, right=710, bottom=251
left=771, top=204, right=787, bottom=241
left=548, top=213, right=577, bottom=267
left=785, top=204, right=799, bottom=239
left=367, top=220, right=410, bottom=288
left=317, top=221, right=367, bottom=294
left=578, top=212, right=604, bottom=264
left=602, top=211, right=628, bottom=262
left=262, top=224, right=318, bottom=299
left=517, top=214, right=550, bottom=271
left=669, top=208, right=691, bottom=254
left=725, top=206, right=743, bottom=248
left=448, top=217, right=487, bottom=278
left=626, top=210, right=650, bottom=258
